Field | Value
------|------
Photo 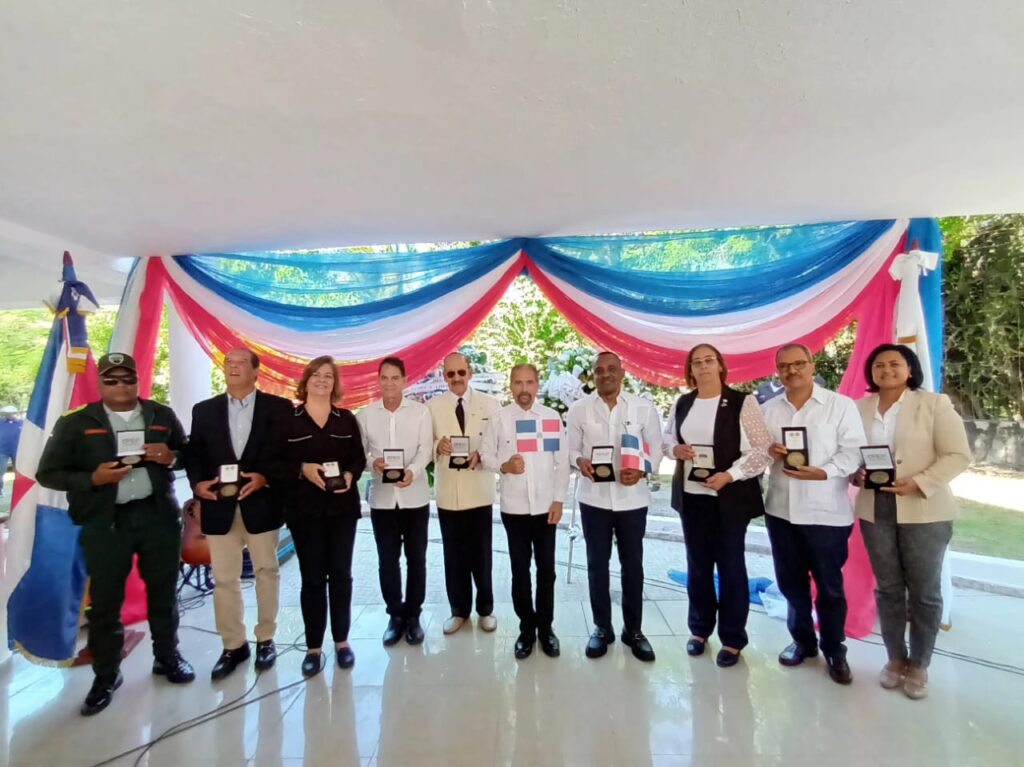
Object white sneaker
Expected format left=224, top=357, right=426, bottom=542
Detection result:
left=442, top=616, right=466, bottom=635
left=478, top=614, right=498, bottom=632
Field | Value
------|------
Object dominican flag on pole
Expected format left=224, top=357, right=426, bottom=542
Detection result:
left=620, top=433, right=653, bottom=473
left=0, top=253, right=100, bottom=665
left=515, top=418, right=562, bottom=453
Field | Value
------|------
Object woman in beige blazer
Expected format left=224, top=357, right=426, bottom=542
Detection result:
left=855, top=344, right=970, bottom=701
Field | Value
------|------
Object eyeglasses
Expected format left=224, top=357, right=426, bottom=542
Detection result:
left=101, top=375, right=138, bottom=386
left=777, top=360, right=810, bottom=372
left=691, top=357, right=718, bottom=368
left=445, top=369, right=468, bottom=379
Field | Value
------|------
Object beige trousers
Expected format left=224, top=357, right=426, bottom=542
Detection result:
left=207, top=506, right=280, bottom=649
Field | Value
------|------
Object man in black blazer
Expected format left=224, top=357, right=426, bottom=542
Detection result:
left=185, top=348, right=292, bottom=680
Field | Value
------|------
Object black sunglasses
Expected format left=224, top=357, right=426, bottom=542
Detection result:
left=445, top=369, right=468, bottom=379
left=101, top=375, right=138, bottom=386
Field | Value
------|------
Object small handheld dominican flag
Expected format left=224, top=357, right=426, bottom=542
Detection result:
left=620, top=433, right=653, bottom=473
left=515, top=418, right=562, bottom=453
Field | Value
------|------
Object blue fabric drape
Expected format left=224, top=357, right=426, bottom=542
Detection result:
left=527, top=220, right=895, bottom=315
left=907, top=218, right=945, bottom=389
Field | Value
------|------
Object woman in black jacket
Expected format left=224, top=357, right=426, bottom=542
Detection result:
left=663, top=344, right=772, bottom=667
left=284, top=356, right=366, bottom=675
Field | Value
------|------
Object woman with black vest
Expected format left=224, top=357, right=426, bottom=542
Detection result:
left=283, top=356, right=366, bottom=676
left=663, top=344, right=772, bottom=667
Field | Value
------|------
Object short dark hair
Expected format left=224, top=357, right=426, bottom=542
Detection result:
left=296, top=356, right=343, bottom=404
left=685, top=343, right=728, bottom=388
left=378, top=356, right=406, bottom=377
left=249, top=350, right=260, bottom=369
left=864, top=344, right=925, bottom=392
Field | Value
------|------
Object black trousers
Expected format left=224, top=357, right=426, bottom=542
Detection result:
left=79, top=498, right=181, bottom=680
left=289, top=512, right=359, bottom=648
left=579, top=503, right=647, bottom=634
left=437, top=505, right=494, bottom=618
left=679, top=492, right=750, bottom=649
left=370, top=505, right=429, bottom=619
left=765, top=515, right=852, bottom=656
left=501, top=512, right=557, bottom=635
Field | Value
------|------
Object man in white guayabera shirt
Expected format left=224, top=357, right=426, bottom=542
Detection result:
left=761, top=343, right=866, bottom=686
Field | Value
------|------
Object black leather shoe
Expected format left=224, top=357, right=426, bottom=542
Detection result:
left=585, top=627, right=614, bottom=659
left=514, top=632, right=536, bottom=659
left=405, top=618, right=425, bottom=645
left=336, top=646, right=355, bottom=669
left=826, top=653, right=853, bottom=685
left=211, top=644, right=251, bottom=680
left=621, top=631, right=656, bottom=662
left=382, top=617, right=405, bottom=646
left=716, top=648, right=741, bottom=668
left=152, top=651, right=196, bottom=683
left=301, top=652, right=322, bottom=677
left=254, top=640, right=277, bottom=671
left=686, top=638, right=706, bottom=657
left=778, top=641, right=819, bottom=667
left=538, top=631, right=560, bottom=658
left=81, top=672, right=123, bottom=716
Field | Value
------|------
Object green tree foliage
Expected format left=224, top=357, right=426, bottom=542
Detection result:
left=942, top=215, right=1024, bottom=419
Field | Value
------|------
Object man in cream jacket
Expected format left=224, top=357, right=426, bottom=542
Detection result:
left=428, top=352, right=501, bottom=634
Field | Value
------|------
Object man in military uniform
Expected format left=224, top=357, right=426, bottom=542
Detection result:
left=37, top=353, right=195, bottom=716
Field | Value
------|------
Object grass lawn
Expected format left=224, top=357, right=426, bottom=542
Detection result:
left=951, top=498, right=1024, bottom=561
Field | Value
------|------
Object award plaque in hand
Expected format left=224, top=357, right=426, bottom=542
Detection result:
left=591, top=446, right=615, bottom=483
left=449, top=436, right=471, bottom=470
left=861, top=445, right=896, bottom=490
left=782, top=427, right=809, bottom=469
left=114, top=430, right=146, bottom=469
left=322, top=460, right=346, bottom=492
left=218, top=463, right=241, bottom=499
left=688, top=444, right=716, bottom=482
left=382, top=449, right=406, bottom=484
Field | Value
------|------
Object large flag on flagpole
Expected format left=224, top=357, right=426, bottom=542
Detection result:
left=0, top=252, right=100, bottom=665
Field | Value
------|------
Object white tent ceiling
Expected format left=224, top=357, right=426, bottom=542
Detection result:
left=2, top=1, right=1023, bottom=308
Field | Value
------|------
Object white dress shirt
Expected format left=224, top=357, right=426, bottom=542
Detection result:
left=566, top=391, right=663, bottom=511
left=870, top=390, right=907, bottom=449
left=356, top=397, right=433, bottom=509
left=761, top=384, right=866, bottom=525
left=480, top=401, right=570, bottom=516
left=227, top=390, right=257, bottom=459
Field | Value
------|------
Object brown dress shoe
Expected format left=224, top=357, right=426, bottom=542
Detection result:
left=903, top=666, right=929, bottom=700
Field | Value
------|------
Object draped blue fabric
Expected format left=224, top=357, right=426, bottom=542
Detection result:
left=528, top=219, right=895, bottom=315
left=173, top=218, right=909, bottom=327
left=173, top=239, right=525, bottom=331
left=907, top=217, right=945, bottom=389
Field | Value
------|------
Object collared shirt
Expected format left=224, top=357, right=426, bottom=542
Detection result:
left=103, top=403, right=153, bottom=504
left=566, top=391, right=663, bottom=511
left=356, top=397, right=433, bottom=509
left=761, top=384, right=866, bottom=525
left=227, top=390, right=257, bottom=460
left=480, top=401, right=570, bottom=516
left=284, top=404, right=366, bottom=517
left=870, top=389, right=907, bottom=449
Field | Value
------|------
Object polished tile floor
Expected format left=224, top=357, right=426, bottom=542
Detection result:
left=3, top=519, right=1023, bottom=767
